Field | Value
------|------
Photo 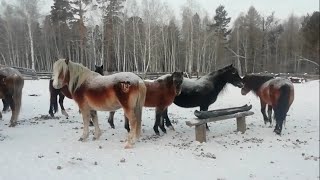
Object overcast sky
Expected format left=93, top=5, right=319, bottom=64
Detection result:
left=38, top=0, right=320, bottom=23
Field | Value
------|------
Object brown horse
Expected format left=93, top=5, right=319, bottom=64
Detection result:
left=0, top=67, right=24, bottom=127
left=52, top=58, right=146, bottom=148
left=241, top=74, right=294, bottom=135
left=108, top=72, right=184, bottom=135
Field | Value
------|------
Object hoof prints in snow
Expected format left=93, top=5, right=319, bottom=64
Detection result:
left=0, top=133, right=8, bottom=141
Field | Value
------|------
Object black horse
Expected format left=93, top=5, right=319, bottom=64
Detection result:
left=160, top=64, right=243, bottom=131
left=48, top=64, right=104, bottom=117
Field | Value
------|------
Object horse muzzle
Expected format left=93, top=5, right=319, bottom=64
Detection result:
left=237, top=82, right=244, bottom=88
left=176, top=88, right=182, bottom=96
left=52, top=80, right=63, bottom=89
left=241, top=88, right=249, bottom=95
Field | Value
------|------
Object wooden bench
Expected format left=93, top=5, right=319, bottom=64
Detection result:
left=186, top=111, right=254, bottom=143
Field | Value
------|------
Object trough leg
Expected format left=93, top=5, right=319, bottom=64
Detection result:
left=195, top=124, right=206, bottom=143
left=236, top=116, right=246, bottom=133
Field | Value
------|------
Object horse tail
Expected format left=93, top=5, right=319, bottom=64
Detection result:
left=12, top=75, right=24, bottom=122
left=134, top=80, right=146, bottom=138
left=274, top=84, right=291, bottom=132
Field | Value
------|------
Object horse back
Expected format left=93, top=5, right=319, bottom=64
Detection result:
left=73, top=72, right=144, bottom=111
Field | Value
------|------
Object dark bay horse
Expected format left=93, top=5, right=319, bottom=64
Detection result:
left=0, top=67, right=24, bottom=127
left=241, top=74, right=294, bottom=135
left=49, top=65, right=104, bottom=117
left=108, top=72, right=184, bottom=135
left=162, top=64, right=243, bottom=130
left=52, top=58, right=146, bottom=148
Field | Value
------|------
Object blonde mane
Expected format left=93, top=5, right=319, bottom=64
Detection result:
left=53, top=59, right=92, bottom=93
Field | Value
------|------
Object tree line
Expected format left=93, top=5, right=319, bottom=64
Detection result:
left=0, top=0, right=319, bottom=75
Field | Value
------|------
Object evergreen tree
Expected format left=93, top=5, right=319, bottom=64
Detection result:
left=50, top=0, right=74, bottom=58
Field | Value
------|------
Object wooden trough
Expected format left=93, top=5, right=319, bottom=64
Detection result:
left=185, top=104, right=254, bottom=143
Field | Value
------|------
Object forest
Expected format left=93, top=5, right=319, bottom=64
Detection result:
left=0, top=0, right=319, bottom=75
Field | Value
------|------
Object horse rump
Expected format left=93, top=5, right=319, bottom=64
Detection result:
left=274, top=84, right=291, bottom=135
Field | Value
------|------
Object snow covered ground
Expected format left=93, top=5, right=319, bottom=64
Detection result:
left=0, top=79, right=319, bottom=180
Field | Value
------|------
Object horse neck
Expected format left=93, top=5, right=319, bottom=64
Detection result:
left=208, top=72, right=229, bottom=96
left=249, top=76, right=273, bottom=93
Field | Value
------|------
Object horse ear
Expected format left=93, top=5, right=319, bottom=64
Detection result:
left=65, top=57, right=69, bottom=64
left=101, top=64, right=103, bottom=69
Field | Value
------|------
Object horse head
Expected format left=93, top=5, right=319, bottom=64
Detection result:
left=221, top=64, right=243, bottom=88
left=171, top=72, right=184, bottom=96
left=241, top=74, right=274, bottom=96
left=241, top=75, right=252, bottom=95
left=94, top=64, right=104, bottom=75
left=52, top=58, right=70, bottom=89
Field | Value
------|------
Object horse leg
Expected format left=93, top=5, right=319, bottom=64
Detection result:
left=123, top=98, right=144, bottom=149
left=153, top=109, right=162, bottom=136
left=49, top=92, right=58, bottom=117
left=108, top=111, right=116, bottom=129
left=2, top=99, right=10, bottom=112
left=260, top=99, right=268, bottom=125
left=267, top=105, right=273, bottom=125
left=124, top=115, right=130, bottom=132
left=7, top=96, right=17, bottom=127
left=78, top=107, right=91, bottom=141
left=124, top=110, right=138, bottom=149
left=200, top=106, right=210, bottom=131
left=59, top=93, right=69, bottom=117
left=90, top=110, right=101, bottom=140
left=163, top=108, right=174, bottom=130
left=157, top=108, right=167, bottom=134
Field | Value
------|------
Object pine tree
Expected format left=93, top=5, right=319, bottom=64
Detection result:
left=50, top=0, right=74, bottom=58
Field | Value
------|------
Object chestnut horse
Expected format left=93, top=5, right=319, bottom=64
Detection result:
left=241, top=74, right=294, bottom=135
left=107, top=72, right=184, bottom=135
left=49, top=64, right=104, bottom=117
left=0, top=67, right=24, bottom=127
left=52, top=58, right=146, bottom=148
left=162, top=64, right=244, bottom=130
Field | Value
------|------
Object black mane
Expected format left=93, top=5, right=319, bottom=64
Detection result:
left=242, top=74, right=274, bottom=93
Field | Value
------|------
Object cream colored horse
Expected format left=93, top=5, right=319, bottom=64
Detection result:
left=52, top=58, right=146, bottom=148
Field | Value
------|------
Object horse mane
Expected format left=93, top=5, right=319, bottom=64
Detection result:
left=54, top=59, right=92, bottom=93
left=243, top=74, right=274, bottom=95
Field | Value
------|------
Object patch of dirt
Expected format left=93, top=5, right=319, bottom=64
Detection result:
left=194, top=152, right=216, bottom=159
left=243, top=137, right=264, bottom=143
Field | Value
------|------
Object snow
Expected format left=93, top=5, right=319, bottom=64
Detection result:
left=0, top=79, right=319, bottom=180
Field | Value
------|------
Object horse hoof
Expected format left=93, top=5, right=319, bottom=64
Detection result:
left=61, top=110, right=69, bottom=117
left=124, top=143, right=133, bottom=149
left=155, top=132, right=160, bottom=136
left=274, top=129, right=281, bottom=135
left=160, top=129, right=167, bottom=134
left=9, top=123, right=16, bottom=127
left=78, top=137, right=86, bottom=142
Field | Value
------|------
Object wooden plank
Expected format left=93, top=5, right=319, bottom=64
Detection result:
left=186, top=111, right=254, bottom=127
left=195, top=124, right=206, bottom=143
